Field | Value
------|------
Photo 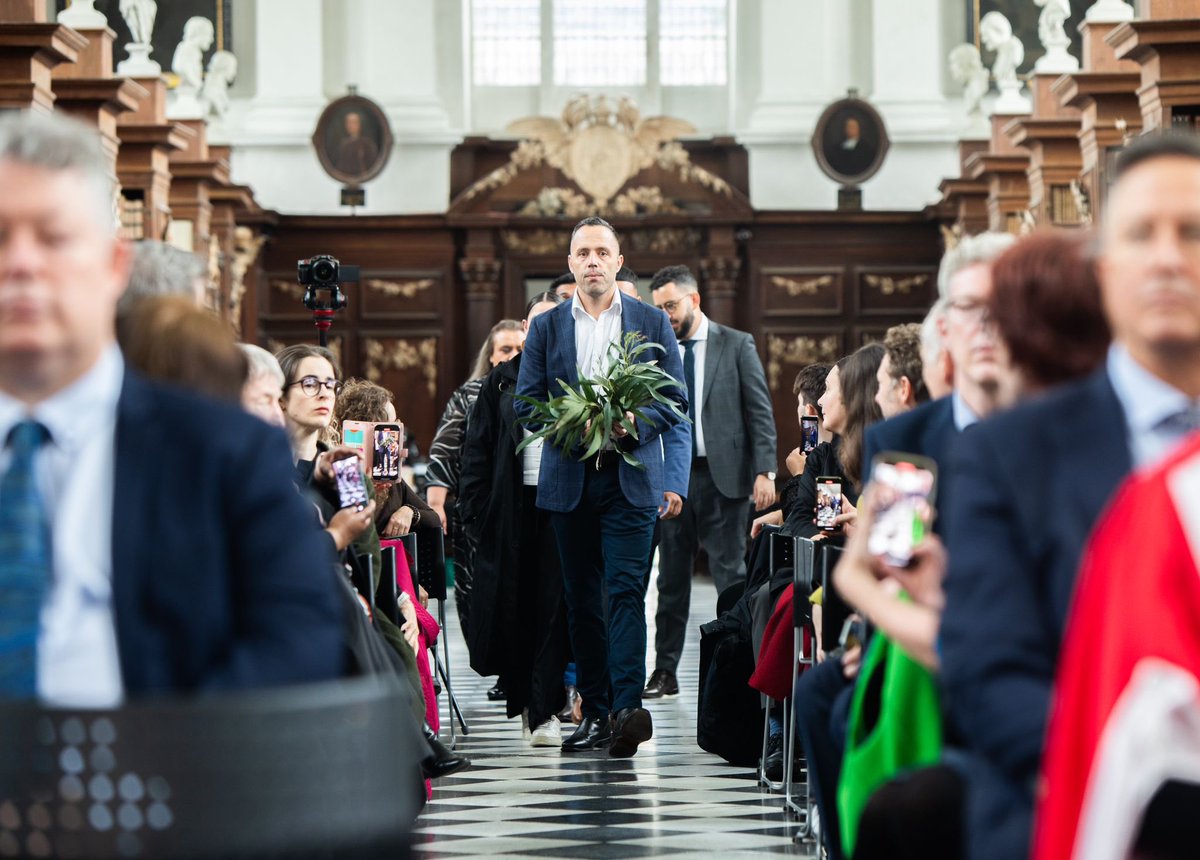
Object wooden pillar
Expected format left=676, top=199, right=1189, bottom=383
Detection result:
left=965, top=114, right=1032, bottom=234
left=1110, top=11, right=1200, bottom=133
left=116, top=77, right=190, bottom=241
left=168, top=118, right=229, bottom=253
left=1005, top=76, right=1083, bottom=227
left=51, top=26, right=145, bottom=184
left=460, top=254, right=503, bottom=377
left=0, top=21, right=85, bottom=111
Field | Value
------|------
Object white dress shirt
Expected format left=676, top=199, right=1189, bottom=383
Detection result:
left=0, top=345, right=125, bottom=707
left=572, top=288, right=624, bottom=378
left=677, top=314, right=710, bottom=457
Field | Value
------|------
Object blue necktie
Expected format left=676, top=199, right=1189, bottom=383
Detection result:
left=682, top=340, right=697, bottom=456
left=0, top=421, right=51, bottom=697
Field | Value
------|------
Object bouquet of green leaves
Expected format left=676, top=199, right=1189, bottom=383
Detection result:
left=516, top=331, right=690, bottom=469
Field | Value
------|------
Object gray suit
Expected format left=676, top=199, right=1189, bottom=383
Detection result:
left=654, top=319, right=777, bottom=675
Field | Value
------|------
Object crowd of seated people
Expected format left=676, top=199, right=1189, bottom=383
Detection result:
left=727, top=133, right=1200, bottom=860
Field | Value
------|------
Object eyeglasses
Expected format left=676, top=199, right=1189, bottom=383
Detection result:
left=947, top=298, right=994, bottom=326
left=287, top=375, right=343, bottom=397
left=658, top=298, right=692, bottom=314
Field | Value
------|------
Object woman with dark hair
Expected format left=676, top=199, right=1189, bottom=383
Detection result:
left=426, top=320, right=524, bottom=640
left=459, top=292, right=572, bottom=745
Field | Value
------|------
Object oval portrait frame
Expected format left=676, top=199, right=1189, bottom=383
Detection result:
left=811, top=96, right=890, bottom=186
left=312, top=94, right=394, bottom=187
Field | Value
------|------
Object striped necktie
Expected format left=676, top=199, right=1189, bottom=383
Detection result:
left=0, top=420, right=51, bottom=697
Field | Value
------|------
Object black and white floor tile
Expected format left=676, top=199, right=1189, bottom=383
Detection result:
left=414, top=575, right=818, bottom=858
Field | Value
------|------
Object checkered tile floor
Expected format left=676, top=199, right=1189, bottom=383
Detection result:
left=414, top=574, right=818, bottom=858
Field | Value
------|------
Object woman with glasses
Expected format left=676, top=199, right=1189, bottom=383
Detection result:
left=277, top=344, right=345, bottom=463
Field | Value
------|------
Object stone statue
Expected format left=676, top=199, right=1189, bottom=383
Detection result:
left=58, top=0, right=108, bottom=28
left=119, top=0, right=157, bottom=45
left=949, top=43, right=990, bottom=131
left=172, top=16, right=215, bottom=92
left=200, top=51, right=238, bottom=119
left=1034, top=0, right=1080, bottom=73
left=113, top=0, right=160, bottom=75
left=980, top=11, right=1030, bottom=114
left=1086, top=0, right=1134, bottom=22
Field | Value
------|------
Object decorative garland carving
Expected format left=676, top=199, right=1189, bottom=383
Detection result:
left=863, top=274, right=929, bottom=296
left=517, top=185, right=685, bottom=218
left=270, top=278, right=304, bottom=303
left=463, top=94, right=730, bottom=210
left=229, top=226, right=265, bottom=336
left=363, top=337, right=438, bottom=399
left=766, top=334, right=841, bottom=390
left=770, top=274, right=833, bottom=297
left=627, top=227, right=702, bottom=255
left=502, top=230, right=565, bottom=256
left=458, top=259, right=502, bottom=298
left=365, top=278, right=436, bottom=299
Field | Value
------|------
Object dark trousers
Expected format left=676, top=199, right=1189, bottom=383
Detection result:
left=655, top=459, right=750, bottom=674
left=795, top=658, right=854, bottom=860
left=550, top=461, right=657, bottom=717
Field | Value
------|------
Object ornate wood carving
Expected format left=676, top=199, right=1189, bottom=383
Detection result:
left=458, top=259, right=502, bottom=298
left=765, top=334, right=841, bottom=390
left=267, top=336, right=343, bottom=370
left=364, top=278, right=436, bottom=299
left=628, top=227, right=703, bottom=254
left=270, top=277, right=304, bottom=302
left=863, top=273, right=929, bottom=296
left=770, top=273, right=834, bottom=297
left=363, top=337, right=438, bottom=399
left=229, top=227, right=265, bottom=336
left=501, top=230, right=564, bottom=256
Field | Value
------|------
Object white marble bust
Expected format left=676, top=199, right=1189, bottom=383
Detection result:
left=172, top=16, right=215, bottom=92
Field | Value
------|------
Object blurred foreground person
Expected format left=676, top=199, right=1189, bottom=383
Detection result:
left=0, top=110, right=342, bottom=704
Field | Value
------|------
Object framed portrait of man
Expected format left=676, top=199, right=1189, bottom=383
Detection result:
left=312, top=94, right=393, bottom=187
left=811, top=96, right=890, bottom=186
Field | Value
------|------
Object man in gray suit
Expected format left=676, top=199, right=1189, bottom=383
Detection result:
left=645, top=265, right=778, bottom=697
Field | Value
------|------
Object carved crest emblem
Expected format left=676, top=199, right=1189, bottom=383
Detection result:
left=457, top=94, right=732, bottom=213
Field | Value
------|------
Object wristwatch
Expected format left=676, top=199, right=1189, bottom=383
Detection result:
left=762, top=471, right=777, bottom=481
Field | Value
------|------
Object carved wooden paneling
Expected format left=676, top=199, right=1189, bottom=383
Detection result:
left=854, top=266, right=938, bottom=316
left=359, top=335, right=441, bottom=451
left=763, top=329, right=843, bottom=451
left=264, top=333, right=345, bottom=372
left=760, top=267, right=844, bottom=317
left=358, top=272, right=442, bottom=319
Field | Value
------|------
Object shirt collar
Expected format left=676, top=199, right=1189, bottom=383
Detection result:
left=951, top=390, right=979, bottom=432
left=685, top=314, right=710, bottom=343
left=571, top=285, right=623, bottom=322
left=1107, top=342, right=1194, bottom=436
left=0, top=345, right=125, bottom=451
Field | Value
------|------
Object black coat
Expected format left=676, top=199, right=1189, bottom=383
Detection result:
left=781, top=438, right=855, bottom=539
left=457, top=355, right=525, bottom=677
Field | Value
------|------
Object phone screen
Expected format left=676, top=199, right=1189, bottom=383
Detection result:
left=332, top=457, right=369, bottom=511
left=801, top=416, right=819, bottom=453
left=867, top=456, right=937, bottom=567
left=372, top=424, right=403, bottom=482
left=815, top=477, right=842, bottom=531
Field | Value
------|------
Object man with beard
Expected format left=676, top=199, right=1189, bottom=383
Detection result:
left=644, top=265, right=777, bottom=699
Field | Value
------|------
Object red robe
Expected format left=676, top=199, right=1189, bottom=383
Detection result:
left=1034, top=433, right=1200, bottom=860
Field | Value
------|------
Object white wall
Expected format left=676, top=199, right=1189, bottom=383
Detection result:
left=215, top=0, right=978, bottom=215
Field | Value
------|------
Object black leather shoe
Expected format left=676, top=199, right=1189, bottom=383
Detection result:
left=642, top=669, right=679, bottom=699
left=557, top=685, right=582, bottom=724
left=561, top=715, right=612, bottom=752
left=763, top=732, right=784, bottom=782
left=487, top=680, right=506, bottom=701
left=422, top=724, right=470, bottom=779
left=609, top=707, right=653, bottom=758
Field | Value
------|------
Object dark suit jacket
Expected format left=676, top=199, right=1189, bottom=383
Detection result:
left=696, top=322, right=777, bottom=499
left=862, top=396, right=956, bottom=482
left=111, top=372, right=345, bottom=696
left=514, top=296, right=688, bottom=512
left=939, top=369, right=1131, bottom=859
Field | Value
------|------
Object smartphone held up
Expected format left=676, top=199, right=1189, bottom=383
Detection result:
left=332, top=456, right=369, bottom=511
left=866, top=452, right=937, bottom=568
left=815, top=476, right=842, bottom=531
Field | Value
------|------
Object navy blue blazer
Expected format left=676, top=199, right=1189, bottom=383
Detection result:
left=862, top=396, right=956, bottom=481
left=515, top=296, right=688, bottom=512
left=111, top=372, right=345, bottom=696
left=939, top=369, right=1131, bottom=858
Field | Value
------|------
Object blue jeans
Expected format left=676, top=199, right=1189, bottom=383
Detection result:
left=550, top=461, right=657, bottom=718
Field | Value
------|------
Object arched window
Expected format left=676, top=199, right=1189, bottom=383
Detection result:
left=471, top=0, right=729, bottom=89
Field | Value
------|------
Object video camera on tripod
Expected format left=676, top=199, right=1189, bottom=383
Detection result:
left=298, top=254, right=359, bottom=346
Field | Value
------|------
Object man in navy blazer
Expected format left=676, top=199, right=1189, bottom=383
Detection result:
left=516, top=216, right=687, bottom=757
left=0, top=111, right=343, bottom=705
left=939, top=133, right=1200, bottom=859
